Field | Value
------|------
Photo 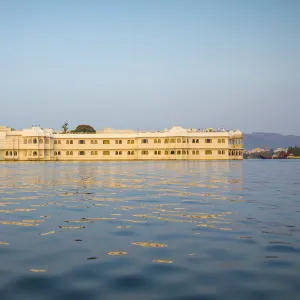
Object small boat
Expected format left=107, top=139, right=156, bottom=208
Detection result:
left=259, top=151, right=289, bottom=159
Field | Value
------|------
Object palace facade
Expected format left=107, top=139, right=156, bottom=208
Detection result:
left=0, top=126, right=243, bottom=161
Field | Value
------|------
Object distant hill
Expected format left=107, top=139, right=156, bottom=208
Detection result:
left=244, top=132, right=300, bottom=150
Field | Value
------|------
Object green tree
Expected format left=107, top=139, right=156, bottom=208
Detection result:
left=73, top=124, right=96, bottom=133
left=61, top=121, right=68, bottom=134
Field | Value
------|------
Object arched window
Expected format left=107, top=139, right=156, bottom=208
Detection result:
left=39, top=139, right=43, bottom=144
left=79, top=140, right=85, bottom=144
left=33, top=138, right=37, bottom=144
left=239, top=151, right=242, bottom=156
left=131, top=140, right=134, bottom=144
left=157, top=139, right=161, bottom=143
left=54, top=151, right=57, bottom=156
left=196, top=150, right=199, bottom=155
left=165, top=151, right=169, bottom=155
left=79, top=151, right=85, bottom=156
left=115, top=140, right=119, bottom=144
left=142, top=151, right=149, bottom=155
left=58, top=151, right=61, bottom=155
left=218, top=139, right=221, bottom=143
left=192, top=150, right=195, bottom=155
left=196, top=139, right=199, bottom=143
left=187, top=151, right=189, bottom=155
left=127, top=151, right=131, bottom=155
left=95, top=151, right=98, bottom=155
left=103, top=151, right=110, bottom=156
left=94, top=140, right=98, bottom=144
left=58, top=140, right=61, bottom=144
left=119, top=151, right=122, bottom=155
left=119, top=140, right=122, bottom=144
left=222, top=150, right=225, bottom=154
left=23, top=139, right=27, bottom=144
left=28, top=139, right=32, bottom=144
left=70, top=140, right=73, bottom=144
left=170, top=150, right=175, bottom=155
left=205, top=139, right=212, bottom=144
left=183, top=150, right=186, bottom=155
left=91, top=140, right=94, bottom=144
left=9, top=151, right=12, bottom=156
left=54, top=140, right=57, bottom=144
left=14, top=151, right=17, bottom=156
left=5, top=151, right=8, bottom=156
left=183, top=139, right=186, bottom=143
left=218, top=150, right=221, bottom=154
left=170, top=138, right=175, bottom=143
left=192, top=139, right=195, bottom=143
left=115, top=151, right=119, bottom=155
left=66, top=151, right=69, bottom=155
left=66, top=140, right=69, bottom=144
left=205, top=150, right=212, bottom=155
left=154, top=151, right=157, bottom=155
left=177, top=138, right=181, bottom=143
left=103, top=140, right=110, bottom=144
left=158, top=151, right=161, bottom=155
left=33, top=151, right=37, bottom=156
left=154, top=139, right=157, bottom=144
left=70, top=151, right=73, bottom=155
left=177, top=150, right=181, bottom=155
left=164, top=139, right=169, bottom=143
left=235, top=151, right=238, bottom=156
left=127, top=140, right=131, bottom=144
left=131, top=151, right=134, bottom=155
left=222, top=139, right=225, bottom=143
left=141, top=139, right=148, bottom=144
left=91, top=151, right=94, bottom=155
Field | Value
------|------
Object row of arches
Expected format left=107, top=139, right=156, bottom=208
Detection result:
left=24, top=138, right=48, bottom=144
left=229, top=150, right=243, bottom=156
left=5, top=151, right=18, bottom=156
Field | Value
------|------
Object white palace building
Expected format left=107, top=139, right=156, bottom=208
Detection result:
left=0, top=125, right=243, bottom=161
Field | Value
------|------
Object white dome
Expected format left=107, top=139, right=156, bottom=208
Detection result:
left=234, top=129, right=243, bottom=137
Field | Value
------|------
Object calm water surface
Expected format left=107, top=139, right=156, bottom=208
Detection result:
left=0, top=161, right=300, bottom=300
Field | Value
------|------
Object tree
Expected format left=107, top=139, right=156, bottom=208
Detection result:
left=61, top=121, right=68, bottom=134
left=73, top=124, right=96, bottom=133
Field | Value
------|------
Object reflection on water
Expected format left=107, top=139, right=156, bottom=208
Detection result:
left=0, top=160, right=300, bottom=300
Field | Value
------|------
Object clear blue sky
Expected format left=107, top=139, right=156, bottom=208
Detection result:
left=0, top=0, right=299, bottom=134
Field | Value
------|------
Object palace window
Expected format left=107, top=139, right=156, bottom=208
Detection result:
left=157, top=151, right=161, bottom=155
left=66, top=140, right=69, bottom=144
left=222, top=150, right=225, bottom=154
left=131, top=140, right=134, bottom=144
left=164, top=139, right=169, bottom=143
left=165, top=151, right=169, bottom=155
left=154, top=151, right=158, bottom=155
left=33, top=138, right=37, bottom=144
left=183, top=150, right=186, bottom=155
left=196, top=150, right=199, bottom=155
left=182, top=139, right=187, bottom=143
left=170, top=138, right=175, bottom=143
left=115, top=151, right=122, bottom=155
left=54, top=140, right=58, bottom=144
left=142, top=151, right=149, bottom=155
left=54, top=151, right=57, bottom=156
left=141, top=139, right=148, bottom=144
left=39, top=139, right=43, bottom=144
left=196, top=139, right=199, bottom=143
left=70, top=151, right=73, bottom=155
left=205, top=150, right=212, bottom=155
left=14, top=151, right=17, bottom=156
left=170, top=150, right=175, bottom=155
left=91, top=140, right=94, bottom=144
left=157, top=139, right=161, bottom=143
left=127, top=151, right=135, bottom=155
left=218, top=139, right=221, bottom=143
left=177, top=150, right=181, bottom=155
left=28, top=139, right=32, bottom=144
left=154, top=139, right=157, bottom=144
left=218, top=150, right=221, bottom=154
left=103, top=140, right=110, bottom=144
left=91, top=151, right=94, bottom=155
left=192, top=150, right=195, bottom=155
left=222, top=139, right=225, bottom=143
left=58, top=151, right=61, bottom=155
left=103, top=151, right=110, bottom=156
left=177, top=138, right=181, bottom=143
left=115, top=140, right=122, bottom=144
left=205, top=139, right=212, bottom=143
left=45, top=138, right=49, bottom=144
left=79, top=140, right=85, bottom=144
left=192, top=139, right=195, bottom=143
left=23, top=139, right=27, bottom=144
left=66, top=151, right=69, bottom=155
left=70, top=140, right=73, bottom=144
left=79, top=151, right=85, bottom=155
left=33, top=151, right=38, bottom=156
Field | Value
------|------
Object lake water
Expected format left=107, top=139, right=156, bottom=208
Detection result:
left=0, top=160, right=300, bottom=300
